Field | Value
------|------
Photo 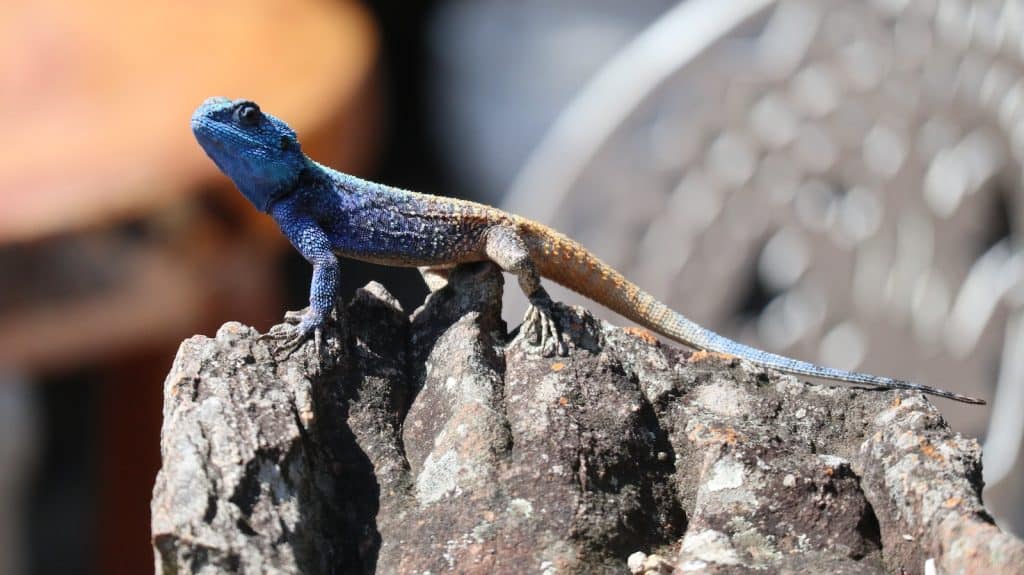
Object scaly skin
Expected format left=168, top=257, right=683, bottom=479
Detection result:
left=191, top=97, right=985, bottom=405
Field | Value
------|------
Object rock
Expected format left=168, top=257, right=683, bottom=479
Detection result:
left=151, top=263, right=1024, bottom=574
left=627, top=551, right=647, bottom=574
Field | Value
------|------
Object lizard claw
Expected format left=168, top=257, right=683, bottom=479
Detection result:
left=522, top=302, right=568, bottom=357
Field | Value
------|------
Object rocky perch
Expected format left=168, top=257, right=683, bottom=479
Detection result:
left=151, top=264, right=1023, bottom=574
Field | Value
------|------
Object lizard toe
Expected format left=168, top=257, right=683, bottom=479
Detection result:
left=522, top=303, right=566, bottom=356
left=522, top=305, right=541, bottom=345
left=539, top=313, right=556, bottom=357
left=273, top=327, right=310, bottom=359
left=282, top=309, right=307, bottom=325
left=553, top=330, right=568, bottom=357
left=545, top=312, right=568, bottom=357
left=313, top=326, right=324, bottom=361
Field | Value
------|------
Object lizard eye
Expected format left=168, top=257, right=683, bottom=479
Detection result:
left=235, top=104, right=261, bottom=127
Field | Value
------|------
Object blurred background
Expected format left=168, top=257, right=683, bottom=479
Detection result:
left=1, top=0, right=1022, bottom=572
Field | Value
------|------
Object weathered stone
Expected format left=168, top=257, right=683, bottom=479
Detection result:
left=152, top=264, right=1023, bottom=574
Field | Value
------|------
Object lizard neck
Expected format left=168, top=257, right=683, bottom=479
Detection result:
left=255, top=156, right=324, bottom=212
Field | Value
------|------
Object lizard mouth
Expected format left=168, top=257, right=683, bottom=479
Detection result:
left=190, top=117, right=245, bottom=178
left=190, top=116, right=222, bottom=147
left=191, top=116, right=261, bottom=158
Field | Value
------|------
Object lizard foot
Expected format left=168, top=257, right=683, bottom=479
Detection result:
left=258, top=320, right=324, bottom=361
left=522, top=302, right=568, bottom=357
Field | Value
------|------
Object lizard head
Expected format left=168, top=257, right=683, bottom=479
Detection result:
left=191, top=97, right=306, bottom=211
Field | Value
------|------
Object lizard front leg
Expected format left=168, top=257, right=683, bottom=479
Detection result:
left=263, top=201, right=339, bottom=358
left=485, top=226, right=567, bottom=356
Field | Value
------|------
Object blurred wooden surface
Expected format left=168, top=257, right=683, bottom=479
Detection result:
left=0, top=0, right=378, bottom=243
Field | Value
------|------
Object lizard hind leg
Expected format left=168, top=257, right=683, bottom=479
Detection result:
left=485, top=226, right=568, bottom=357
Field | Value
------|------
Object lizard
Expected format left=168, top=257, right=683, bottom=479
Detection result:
left=191, top=97, right=985, bottom=405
